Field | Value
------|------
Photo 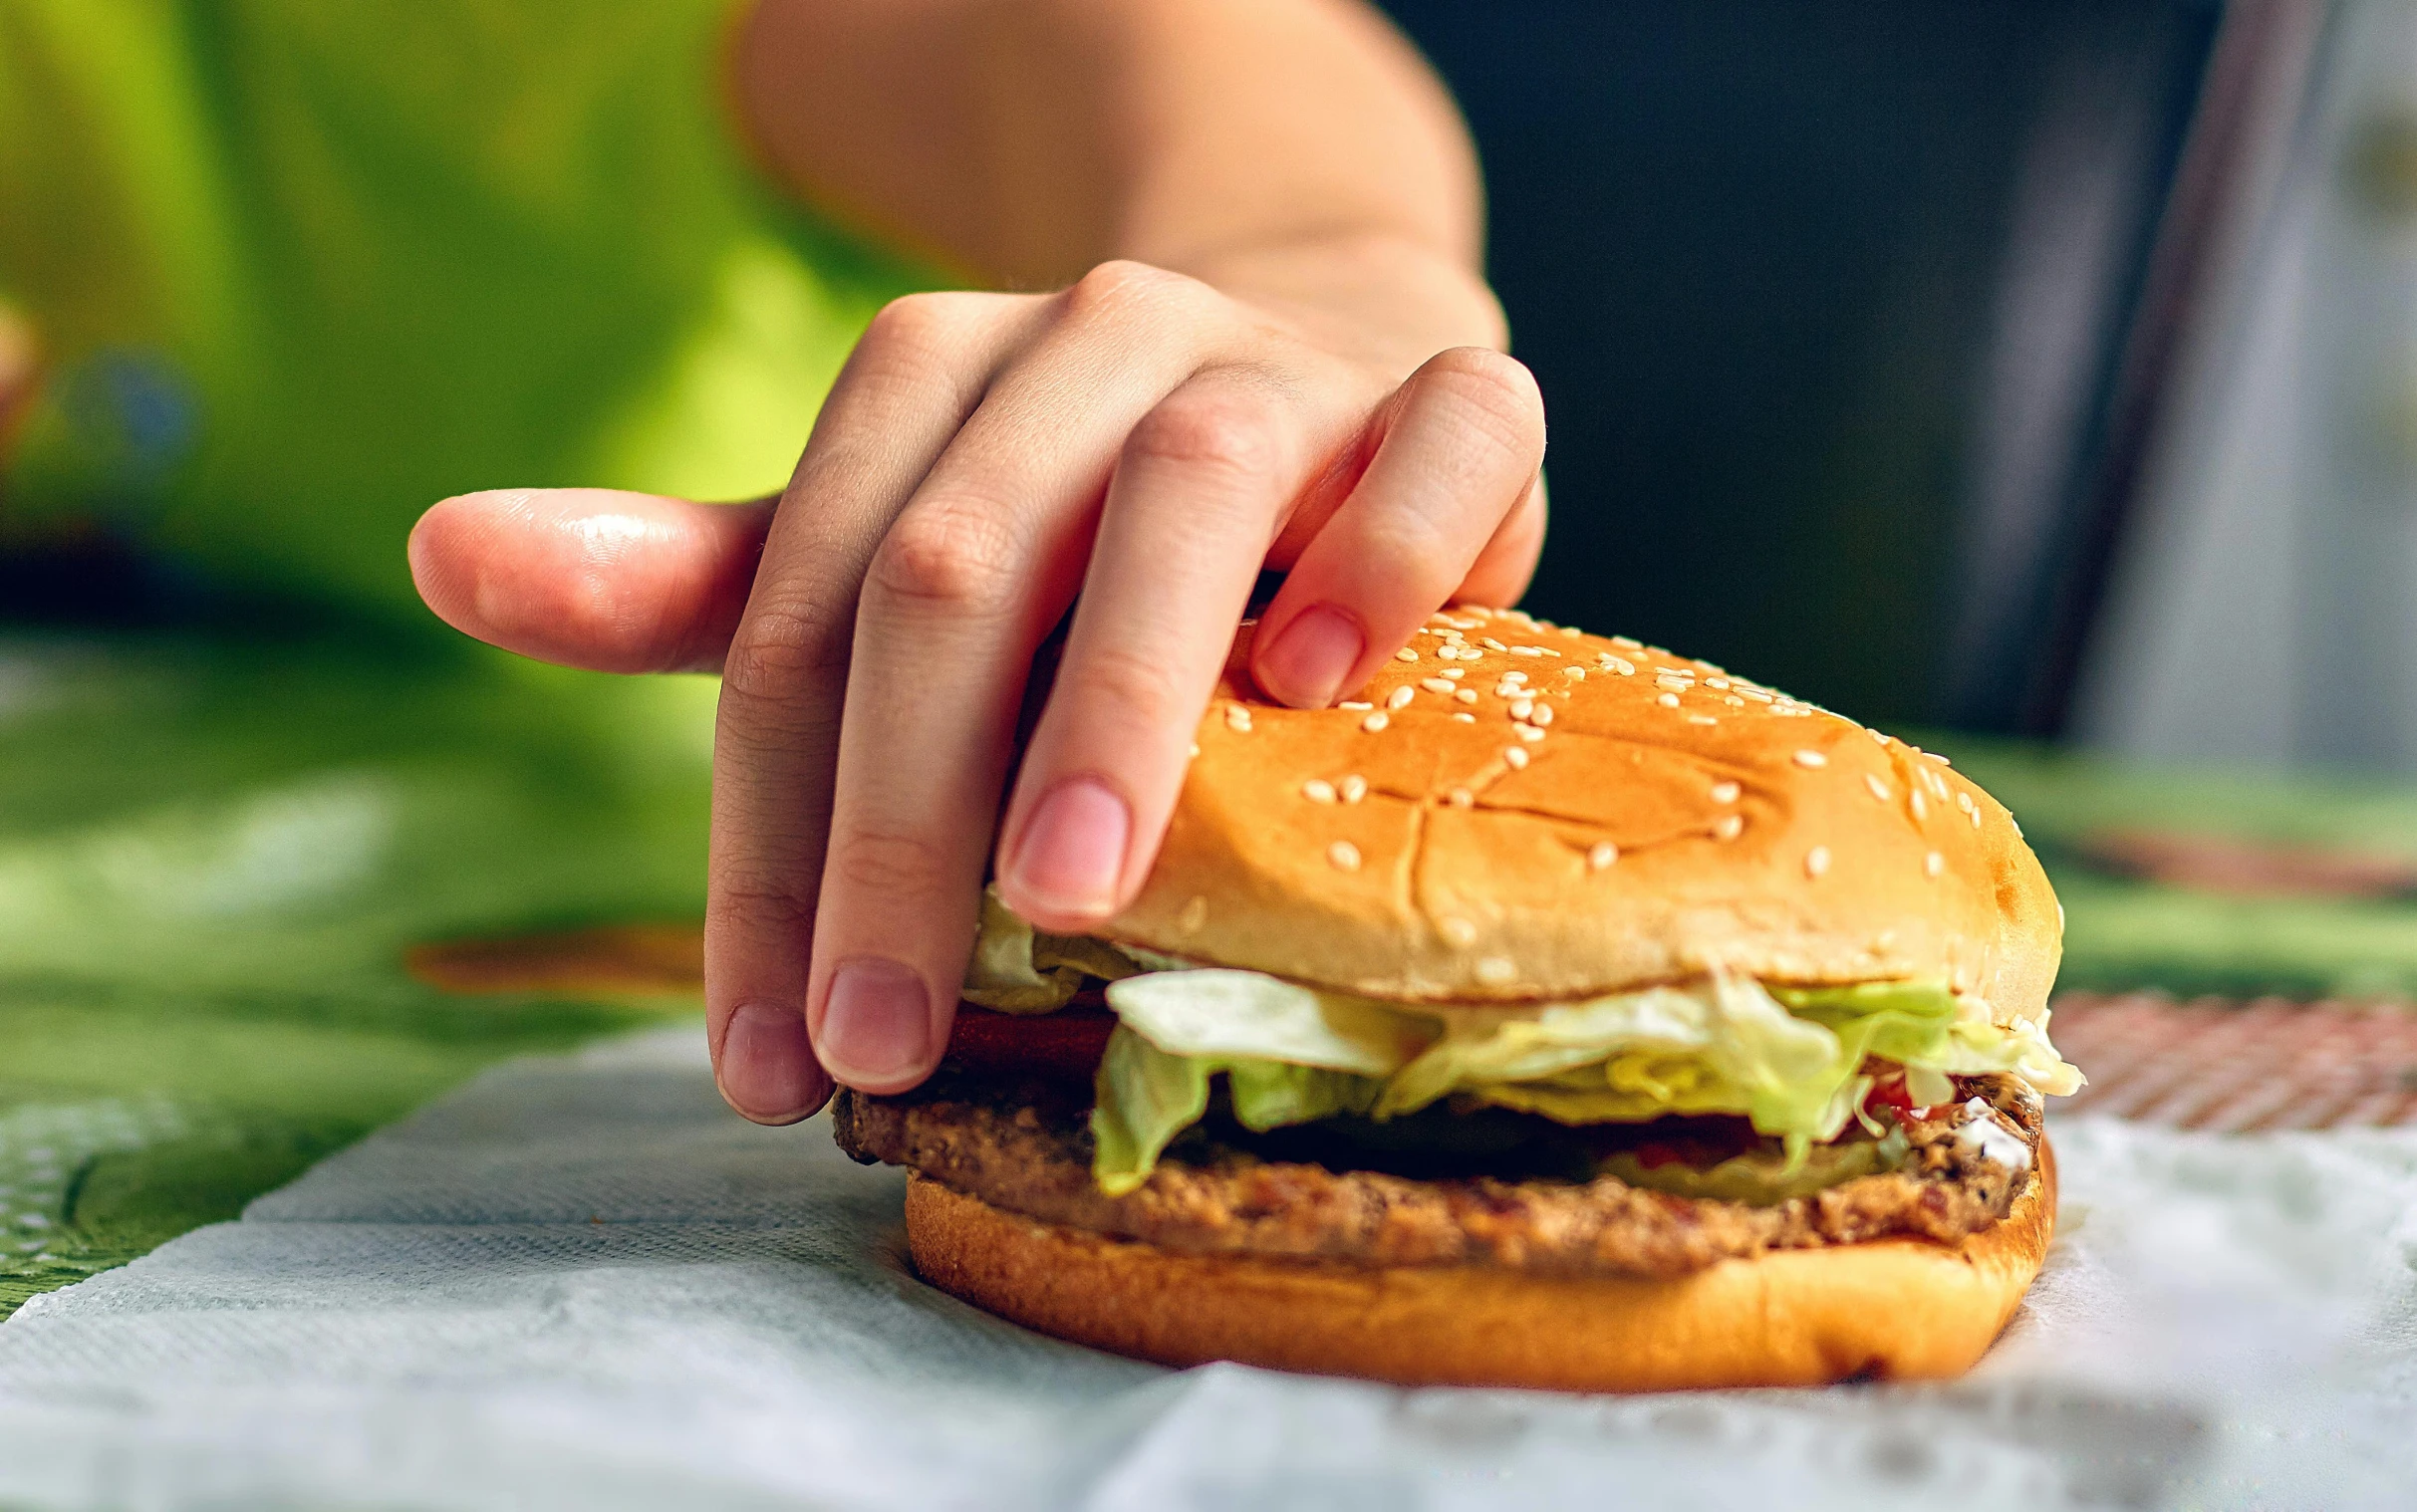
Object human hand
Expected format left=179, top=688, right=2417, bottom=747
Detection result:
left=410, top=251, right=1544, bottom=1123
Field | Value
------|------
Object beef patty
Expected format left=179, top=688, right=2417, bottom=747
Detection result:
left=832, top=1069, right=2043, bottom=1280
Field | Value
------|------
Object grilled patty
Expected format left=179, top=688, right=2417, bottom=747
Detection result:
left=833, top=1069, right=2042, bottom=1280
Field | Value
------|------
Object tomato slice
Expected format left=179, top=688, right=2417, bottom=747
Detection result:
left=943, top=1003, right=1116, bottom=1081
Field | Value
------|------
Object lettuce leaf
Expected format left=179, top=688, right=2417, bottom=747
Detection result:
left=1089, top=1026, right=1381, bottom=1195
left=960, top=886, right=1141, bottom=1013
left=1104, top=969, right=1434, bottom=1075
left=1087, top=967, right=2081, bottom=1190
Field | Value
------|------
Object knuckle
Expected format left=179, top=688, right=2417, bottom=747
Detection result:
left=862, top=290, right=977, bottom=353
left=722, top=594, right=851, bottom=703
left=828, top=828, right=952, bottom=903
left=1125, top=390, right=1281, bottom=485
left=1063, top=259, right=1201, bottom=324
left=869, top=500, right=1023, bottom=617
left=1063, top=641, right=1193, bottom=729
left=707, top=874, right=816, bottom=938
left=1419, top=348, right=1547, bottom=458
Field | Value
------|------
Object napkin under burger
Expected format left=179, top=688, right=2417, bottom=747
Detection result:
left=834, top=609, right=2077, bottom=1391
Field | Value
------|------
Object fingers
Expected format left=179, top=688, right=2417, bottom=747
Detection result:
left=1251, top=347, right=1545, bottom=705
left=408, top=489, right=775, bottom=673
left=995, top=367, right=1340, bottom=933
left=708, top=290, right=1035, bottom=1123
left=806, top=265, right=1234, bottom=1094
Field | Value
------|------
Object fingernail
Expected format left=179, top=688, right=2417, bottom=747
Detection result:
left=1257, top=605, right=1365, bottom=707
left=1007, top=777, right=1132, bottom=919
left=817, top=957, right=935, bottom=1085
left=717, top=1002, right=831, bottom=1123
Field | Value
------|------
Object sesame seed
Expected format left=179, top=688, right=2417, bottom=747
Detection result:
left=1706, top=677, right=1731, bottom=690
left=1441, top=916, right=1477, bottom=946
left=1503, top=670, right=1528, bottom=684
left=1559, top=626, right=1582, bottom=638
left=1452, top=712, right=1475, bottom=723
left=1714, top=814, right=1745, bottom=841
left=1341, top=775, right=1367, bottom=803
left=1420, top=677, right=1453, bottom=695
left=1955, top=791, right=1976, bottom=815
left=1612, top=635, right=1643, bottom=648
left=1448, top=787, right=1474, bottom=808
left=1440, top=629, right=1467, bottom=642
left=1494, top=681, right=1522, bottom=697
left=1925, top=751, right=1952, bottom=767
left=1456, top=688, right=1478, bottom=704
left=1504, top=746, right=1530, bottom=769
left=1925, top=851, right=1945, bottom=879
left=1328, top=841, right=1362, bottom=872
left=1687, top=714, right=1718, bottom=725
left=1511, top=698, right=1534, bottom=718
left=1225, top=705, right=1252, bottom=732
left=1738, top=689, right=1771, bottom=703
left=1711, top=781, right=1742, bottom=803
left=1656, top=666, right=1694, bottom=678
left=1869, top=729, right=1891, bottom=744
left=1515, top=645, right=1548, bottom=657
left=1656, top=675, right=1692, bottom=691
left=1531, top=704, right=1554, bottom=726
left=1804, top=846, right=1832, bottom=879
left=1911, top=789, right=1929, bottom=822
left=1303, top=779, right=1337, bottom=803
left=1863, top=774, right=1890, bottom=802
left=1793, top=750, right=1827, bottom=768
left=1657, top=692, right=1680, bottom=708
left=1588, top=842, right=1619, bottom=871
left=1477, top=956, right=1517, bottom=985
left=1362, top=712, right=1390, bottom=732
left=1395, top=646, right=1419, bottom=662
left=1440, top=667, right=1465, bottom=680
left=1481, top=637, right=1509, bottom=652
left=1388, top=685, right=1416, bottom=710
left=1564, top=667, right=1586, bottom=680
left=1515, top=724, right=1545, bottom=743
left=1725, top=696, right=1746, bottom=707
left=1340, top=701, right=1373, bottom=711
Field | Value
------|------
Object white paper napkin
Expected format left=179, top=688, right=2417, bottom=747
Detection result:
left=0, top=1026, right=2409, bottom=1511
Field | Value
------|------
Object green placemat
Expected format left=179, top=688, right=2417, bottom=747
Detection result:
left=0, top=631, right=715, bottom=1318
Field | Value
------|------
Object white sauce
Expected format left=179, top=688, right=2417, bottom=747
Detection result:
left=1953, top=1096, right=2032, bottom=1173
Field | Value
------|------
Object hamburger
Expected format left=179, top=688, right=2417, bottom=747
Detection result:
left=833, top=608, right=2078, bottom=1391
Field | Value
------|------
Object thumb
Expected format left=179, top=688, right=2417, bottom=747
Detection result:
left=409, top=488, right=776, bottom=674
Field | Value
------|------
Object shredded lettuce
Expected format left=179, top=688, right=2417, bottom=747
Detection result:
left=1084, top=964, right=2080, bottom=1192
left=960, top=887, right=1141, bottom=1013
left=1089, top=1026, right=1382, bottom=1195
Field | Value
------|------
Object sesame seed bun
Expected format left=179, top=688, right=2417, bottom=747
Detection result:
left=903, top=1137, right=2056, bottom=1391
left=1099, top=611, right=2061, bottom=1026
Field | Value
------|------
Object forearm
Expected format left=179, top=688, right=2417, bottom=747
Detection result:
left=732, top=0, right=1502, bottom=355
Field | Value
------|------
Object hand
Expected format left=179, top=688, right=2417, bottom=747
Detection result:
left=410, top=251, right=1544, bottom=1123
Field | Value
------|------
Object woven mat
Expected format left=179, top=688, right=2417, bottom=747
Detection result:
left=2051, top=992, right=2417, bottom=1131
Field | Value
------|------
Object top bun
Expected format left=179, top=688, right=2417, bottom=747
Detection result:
left=1097, top=610, right=2061, bottom=1026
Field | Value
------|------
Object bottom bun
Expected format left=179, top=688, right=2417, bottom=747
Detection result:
left=904, top=1139, right=2056, bottom=1391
